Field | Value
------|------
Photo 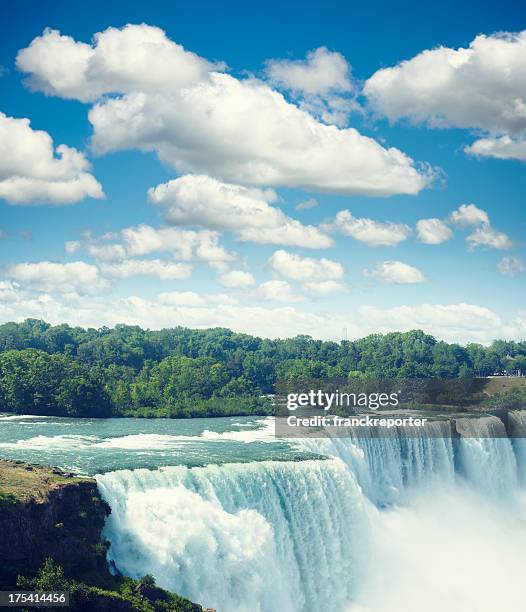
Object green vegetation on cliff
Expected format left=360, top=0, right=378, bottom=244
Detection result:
left=0, top=460, right=202, bottom=611
left=0, top=319, right=525, bottom=417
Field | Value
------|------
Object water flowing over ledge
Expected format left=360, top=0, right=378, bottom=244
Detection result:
left=95, top=411, right=526, bottom=612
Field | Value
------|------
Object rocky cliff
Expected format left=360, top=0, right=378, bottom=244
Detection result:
left=0, top=460, right=202, bottom=611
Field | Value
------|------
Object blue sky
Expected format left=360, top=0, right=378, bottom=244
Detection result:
left=0, top=0, right=525, bottom=343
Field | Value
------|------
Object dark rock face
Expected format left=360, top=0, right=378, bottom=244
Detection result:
left=0, top=461, right=112, bottom=589
left=0, top=460, right=203, bottom=611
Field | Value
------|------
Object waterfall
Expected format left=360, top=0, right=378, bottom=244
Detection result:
left=97, top=459, right=372, bottom=612
left=95, top=414, right=526, bottom=612
left=455, top=415, right=518, bottom=496
left=509, top=410, right=526, bottom=484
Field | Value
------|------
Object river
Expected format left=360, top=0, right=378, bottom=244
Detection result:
left=1, top=412, right=526, bottom=612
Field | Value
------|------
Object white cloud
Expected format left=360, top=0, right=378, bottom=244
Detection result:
left=158, top=291, right=238, bottom=306
left=5, top=261, right=108, bottom=294
left=265, top=47, right=352, bottom=96
left=364, top=31, right=526, bottom=161
left=0, top=113, right=104, bottom=205
left=466, top=135, right=526, bottom=161
left=16, top=25, right=219, bottom=102
left=65, top=240, right=81, bottom=254
left=17, top=25, right=433, bottom=195
left=448, top=203, right=511, bottom=250
left=99, top=259, right=192, bottom=280
left=295, top=198, right=318, bottom=211
left=256, top=280, right=304, bottom=302
left=450, top=204, right=489, bottom=227
left=238, top=223, right=332, bottom=249
left=467, top=226, right=512, bottom=250
left=88, top=74, right=431, bottom=196
left=265, top=47, right=357, bottom=127
left=304, top=280, right=348, bottom=295
left=328, top=210, right=412, bottom=246
left=148, top=174, right=332, bottom=249
left=365, top=261, right=425, bottom=284
left=73, top=224, right=235, bottom=264
left=358, top=303, right=515, bottom=345
left=267, top=249, right=344, bottom=282
left=498, top=256, right=525, bottom=277
left=219, top=270, right=256, bottom=289
left=0, top=285, right=522, bottom=344
left=416, top=218, right=453, bottom=244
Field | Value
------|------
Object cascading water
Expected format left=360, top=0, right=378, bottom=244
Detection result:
left=96, top=459, right=372, bottom=612
left=94, top=411, right=526, bottom=612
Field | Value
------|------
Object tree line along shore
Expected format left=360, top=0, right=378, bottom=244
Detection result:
left=0, top=319, right=525, bottom=418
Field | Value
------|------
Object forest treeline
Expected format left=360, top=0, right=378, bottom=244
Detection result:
left=0, top=319, right=525, bottom=418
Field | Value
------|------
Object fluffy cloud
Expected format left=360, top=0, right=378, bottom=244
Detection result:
left=219, top=270, right=256, bottom=289
left=17, top=25, right=433, bottom=196
left=265, top=47, right=352, bottom=96
left=148, top=174, right=332, bottom=248
left=466, top=135, right=526, bottom=161
left=256, top=280, right=304, bottom=302
left=365, top=261, right=425, bottom=284
left=416, top=218, right=453, bottom=244
left=73, top=224, right=235, bottom=264
left=467, top=226, right=512, bottom=250
left=0, top=113, right=103, bottom=205
left=364, top=31, right=526, bottom=161
left=88, top=75, right=431, bottom=196
left=16, top=25, right=218, bottom=102
left=5, top=261, right=108, bottom=294
left=99, top=259, right=191, bottom=280
left=0, top=285, right=522, bottom=344
left=449, top=203, right=511, bottom=250
left=358, top=303, right=514, bottom=344
left=158, top=291, right=238, bottom=306
left=450, top=204, right=490, bottom=227
left=304, top=280, right=348, bottom=295
left=265, top=47, right=356, bottom=126
left=328, top=210, right=412, bottom=246
left=267, top=249, right=344, bottom=282
left=498, top=256, right=525, bottom=277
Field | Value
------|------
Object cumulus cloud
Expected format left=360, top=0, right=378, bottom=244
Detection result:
left=158, top=291, right=238, bottom=306
left=17, top=25, right=433, bottom=196
left=328, top=210, right=412, bottom=246
left=498, top=256, right=525, bottom=277
left=467, top=226, right=512, bottom=250
left=304, top=280, right=348, bottom=295
left=16, top=25, right=219, bottom=102
left=466, top=135, right=526, bottom=161
left=448, top=203, right=511, bottom=250
left=219, top=270, right=256, bottom=289
left=5, top=261, right=108, bottom=294
left=0, top=113, right=104, bottom=205
left=99, top=259, right=192, bottom=280
left=450, top=204, right=490, bottom=227
left=416, top=218, right=453, bottom=244
left=365, top=261, right=425, bottom=284
left=72, top=224, right=235, bottom=264
left=88, top=75, right=432, bottom=196
left=267, top=249, right=344, bottom=282
left=0, top=284, right=522, bottom=344
left=265, top=47, right=352, bottom=96
left=256, top=280, right=304, bottom=302
left=265, top=47, right=357, bottom=126
left=364, top=31, right=526, bottom=161
left=148, top=174, right=332, bottom=248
